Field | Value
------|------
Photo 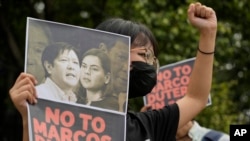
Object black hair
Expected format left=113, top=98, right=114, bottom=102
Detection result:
left=77, top=48, right=112, bottom=104
left=81, top=48, right=111, bottom=74
left=95, top=18, right=158, bottom=56
left=41, top=42, right=80, bottom=77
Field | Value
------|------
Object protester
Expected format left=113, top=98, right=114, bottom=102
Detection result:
left=9, top=2, right=217, bottom=141
left=95, top=3, right=217, bottom=140
left=77, top=48, right=119, bottom=111
left=36, top=42, right=81, bottom=102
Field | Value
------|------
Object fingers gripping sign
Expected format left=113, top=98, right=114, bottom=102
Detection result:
left=9, top=73, right=38, bottom=117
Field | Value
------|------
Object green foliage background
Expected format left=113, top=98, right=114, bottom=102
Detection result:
left=1, top=0, right=250, bottom=139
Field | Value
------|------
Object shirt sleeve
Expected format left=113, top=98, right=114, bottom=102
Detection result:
left=126, top=103, right=179, bottom=141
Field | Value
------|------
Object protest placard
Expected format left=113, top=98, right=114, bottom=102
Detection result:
left=28, top=99, right=125, bottom=140
left=144, top=58, right=211, bottom=109
left=25, top=17, right=130, bottom=141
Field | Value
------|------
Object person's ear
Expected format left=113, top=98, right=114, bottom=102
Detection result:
left=44, top=61, right=53, bottom=75
left=104, top=72, right=111, bottom=84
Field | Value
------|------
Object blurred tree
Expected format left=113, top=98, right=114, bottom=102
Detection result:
left=1, top=0, right=250, bottom=140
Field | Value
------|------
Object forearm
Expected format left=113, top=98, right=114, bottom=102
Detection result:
left=22, top=117, right=29, bottom=141
left=177, top=31, right=216, bottom=128
left=187, top=30, right=216, bottom=106
left=8, top=73, right=37, bottom=141
left=177, top=2, right=217, bottom=128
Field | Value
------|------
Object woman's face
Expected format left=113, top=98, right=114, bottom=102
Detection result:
left=80, top=55, right=110, bottom=91
left=48, top=50, right=80, bottom=89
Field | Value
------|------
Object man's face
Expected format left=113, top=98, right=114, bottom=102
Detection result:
left=27, top=25, right=49, bottom=83
left=48, top=50, right=80, bottom=89
left=109, top=42, right=129, bottom=92
left=80, top=55, right=109, bottom=90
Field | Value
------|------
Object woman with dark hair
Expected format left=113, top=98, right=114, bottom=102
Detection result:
left=77, top=48, right=119, bottom=111
left=96, top=3, right=217, bottom=141
left=9, top=2, right=217, bottom=141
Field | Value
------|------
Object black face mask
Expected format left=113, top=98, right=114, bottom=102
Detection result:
left=129, top=61, right=157, bottom=99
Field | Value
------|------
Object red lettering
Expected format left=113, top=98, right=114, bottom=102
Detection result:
left=163, top=79, right=172, bottom=89
left=35, top=134, right=45, bottom=141
left=61, top=127, right=72, bottom=141
left=73, top=131, right=86, bottom=141
left=155, top=92, right=165, bottom=102
left=182, top=65, right=192, bottom=75
left=172, top=87, right=181, bottom=98
left=45, top=107, right=60, bottom=125
left=172, top=77, right=180, bottom=87
left=146, top=62, right=193, bottom=107
left=152, top=101, right=165, bottom=109
left=47, top=125, right=60, bottom=140
left=101, top=135, right=112, bottom=141
left=79, top=114, right=92, bottom=131
left=173, top=66, right=181, bottom=77
left=152, top=81, right=165, bottom=93
left=33, top=118, right=47, bottom=136
left=162, top=89, right=173, bottom=100
left=157, top=71, right=163, bottom=81
left=86, top=133, right=100, bottom=141
left=162, top=69, right=172, bottom=79
left=92, top=117, right=105, bottom=133
left=150, top=86, right=156, bottom=93
left=147, top=93, right=156, bottom=104
left=168, top=100, right=176, bottom=105
left=180, top=86, right=187, bottom=96
left=45, top=107, right=75, bottom=128
left=180, top=75, right=189, bottom=85
left=61, top=110, right=75, bottom=127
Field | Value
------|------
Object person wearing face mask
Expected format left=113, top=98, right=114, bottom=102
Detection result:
left=9, top=2, right=217, bottom=141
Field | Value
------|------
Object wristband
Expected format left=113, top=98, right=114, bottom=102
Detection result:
left=198, top=47, right=215, bottom=55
